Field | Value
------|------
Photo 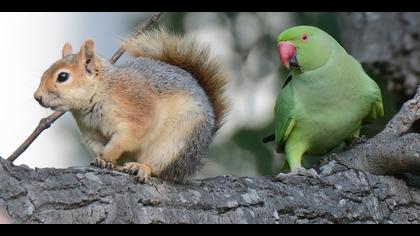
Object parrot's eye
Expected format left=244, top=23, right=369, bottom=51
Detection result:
left=300, top=34, right=309, bottom=42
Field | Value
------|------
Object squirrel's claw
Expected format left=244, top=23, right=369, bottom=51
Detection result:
left=117, top=162, right=152, bottom=183
left=106, top=162, right=115, bottom=170
left=90, top=158, right=115, bottom=170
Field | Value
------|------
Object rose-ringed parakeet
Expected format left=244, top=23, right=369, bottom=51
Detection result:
left=265, top=25, right=384, bottom=173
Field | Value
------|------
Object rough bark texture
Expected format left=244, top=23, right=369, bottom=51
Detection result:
left=0, top=152, right=420, bottom=224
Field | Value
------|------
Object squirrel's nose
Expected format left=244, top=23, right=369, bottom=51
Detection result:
left=34, top=93, right=44, bottom=106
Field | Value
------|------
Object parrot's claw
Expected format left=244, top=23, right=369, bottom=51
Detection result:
left=348, top=135, right=368, bottom=147
left=275, top=172, right=290, bottom=181
left=294, top=167, right=319, bottom=178
left=276, top=167, right=319, bottom=180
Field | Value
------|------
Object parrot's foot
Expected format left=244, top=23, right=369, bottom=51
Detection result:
left=294, top=167, right=319, bottom=178
left=276, top=167, right=319, bottom=180
left=348, top=135, right=367, bottom=147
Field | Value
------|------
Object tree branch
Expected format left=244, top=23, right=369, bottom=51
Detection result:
left=7, top=12, right=164, bottom=163
left=109, top=12, right=164, bottom=64
left=381, top=85, right=420, bottom=136
left=7, top=112, right=64, bottom=163
left=1, top=155, right=420, bottom=224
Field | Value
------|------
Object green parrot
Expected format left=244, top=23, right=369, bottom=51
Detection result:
left=265, top=25, right=384, bottom=173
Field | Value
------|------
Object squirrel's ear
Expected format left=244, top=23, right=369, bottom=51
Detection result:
left=83, top=39, right=95, bottom=60
left=77, top=39, right=96, bottom=73
left=78, top=39, right=95, bottom=61
left=62, top=43, right=73, bottom=58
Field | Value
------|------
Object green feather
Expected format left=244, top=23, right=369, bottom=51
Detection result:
left=274, top=80, right=295, bottom=153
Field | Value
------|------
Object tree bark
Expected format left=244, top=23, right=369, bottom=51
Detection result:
left=0, top=152, right=420, bottom=224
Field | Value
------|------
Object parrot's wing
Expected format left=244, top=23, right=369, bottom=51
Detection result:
left=362, top=76, right=384, bottom=124
left=274, top=86, right=296, bottom=153
left=262, top=73, right=294, bottom=145
left=363, top=99, right=384, bottom=124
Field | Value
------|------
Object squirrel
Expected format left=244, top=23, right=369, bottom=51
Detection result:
left=33, top=28, right=229, bottom=183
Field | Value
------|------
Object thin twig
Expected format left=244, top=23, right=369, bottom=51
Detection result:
left=7, top=12, right=164, bottom=163
left=7, top=111, right=65, bottom=163
left=109, top=12, right=164, bottom=64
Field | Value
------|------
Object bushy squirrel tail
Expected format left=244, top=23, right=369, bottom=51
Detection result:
left=122, top=27, right=229, bottom=130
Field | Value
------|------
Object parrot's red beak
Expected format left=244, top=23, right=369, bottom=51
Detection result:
left=278, top=42, right=296, bottom=69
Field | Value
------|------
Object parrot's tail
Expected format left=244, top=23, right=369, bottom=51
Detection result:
left=262, top=134, right=275, bottom=143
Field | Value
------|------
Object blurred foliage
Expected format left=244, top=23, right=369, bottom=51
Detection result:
left=125, top=12, right=399, bottom=178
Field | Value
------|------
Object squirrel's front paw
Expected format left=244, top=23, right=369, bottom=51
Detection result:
left=117, top=162, right=152, bottom=183
left=90, top=157, right=115, bottom=170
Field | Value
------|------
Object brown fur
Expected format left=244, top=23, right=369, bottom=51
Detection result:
left=122, top=27, right=229, bottom=130
left=34, top=33, right=229, bottom=183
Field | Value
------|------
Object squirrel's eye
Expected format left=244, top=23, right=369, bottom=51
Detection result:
left=57, top=72, right=70, bottom=83
left=300, top=34, right=309, bottom=42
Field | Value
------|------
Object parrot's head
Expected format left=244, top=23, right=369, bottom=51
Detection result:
left=276, top=26, right=334, bottom=73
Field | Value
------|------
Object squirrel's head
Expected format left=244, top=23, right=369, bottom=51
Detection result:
left=34, top=39, right=106, bottom=112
